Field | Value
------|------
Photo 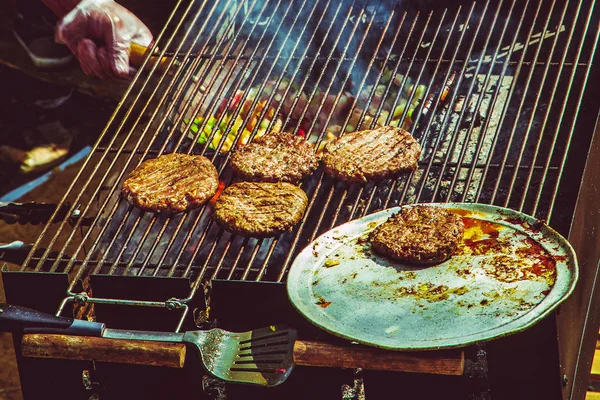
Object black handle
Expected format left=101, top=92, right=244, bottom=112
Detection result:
left=0, top=202, right=93, bottom=225
left=0, top=304, right=105, bottom=336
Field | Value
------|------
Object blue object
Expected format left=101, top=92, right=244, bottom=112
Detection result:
left=0, top=145, right=92, bottom=202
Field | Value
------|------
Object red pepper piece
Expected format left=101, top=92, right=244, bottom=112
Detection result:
left=209, top=180, right=227, bottom=206
left=229, top=92, right=243, bottom=111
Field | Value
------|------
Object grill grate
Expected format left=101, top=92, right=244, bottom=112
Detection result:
left=17, top=0, right=600, bottom=327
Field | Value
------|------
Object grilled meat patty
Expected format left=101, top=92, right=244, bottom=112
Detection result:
left=322, top=126, right=421, bottom=184
left=369, top=205, right=464, bottom=265
left=122, top=153, right=219, bottom=213
left=230, top=131, right=319, bottom=183
left=213, top=181, right=308, bottom=237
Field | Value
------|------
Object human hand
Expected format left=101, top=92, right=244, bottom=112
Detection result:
left=55, top=0, right=153, bottom=79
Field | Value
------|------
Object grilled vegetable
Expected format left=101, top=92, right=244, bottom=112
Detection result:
left=185, top=68, right=427, bottom=154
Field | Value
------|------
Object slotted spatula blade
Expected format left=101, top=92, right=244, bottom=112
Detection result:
left=0, top=304, right=297, bottom=387
left=183, top=325, right=297, bottom=387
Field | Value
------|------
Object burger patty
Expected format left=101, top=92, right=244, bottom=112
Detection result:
left=369, top=205, right=464, bottom=265
left=121, top=153, right=219, bottom=213
left=213, top=181, right=308, bottom=237
left=322, top=126, right=421, bottom=184
left=230, top=131, right=319, bottom=183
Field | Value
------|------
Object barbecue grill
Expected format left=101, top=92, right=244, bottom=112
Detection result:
left=2, top=0, right=599, bottom=398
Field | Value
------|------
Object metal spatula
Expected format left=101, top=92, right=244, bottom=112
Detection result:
left=0, top=304, right=296, bottom=387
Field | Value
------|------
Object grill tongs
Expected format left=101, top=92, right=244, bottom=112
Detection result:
left=0, top=304, right=296, bottom=387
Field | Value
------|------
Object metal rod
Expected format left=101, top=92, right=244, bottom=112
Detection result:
left=523, top=0, right=588, bottom=215
left=326, top=1, right=412, bottom=230
left=412, top=1, right=493, bottom=203
left=473, top=0, right=546, bottom=204
left=460, top=0, right=533, bottom=203
left=502, top=0, right=570, bottom=211
left=394, top=4, right=476, bottom=208
left=180, top=0, right=317, bottom=285
left=191, top=0, right=360, bottom=284
left=348, top=8, right=435, bottom=220
left=488, top=0, right=558, bottom=206
left=545, top=1, right=599, bottom=220
left=431, top=0, right=509, bottom=202
left=38, top=0, right=213, bottom=276
left=23, top=0, right=191, bottom=270
left=59, top=0, right=239, bottom=283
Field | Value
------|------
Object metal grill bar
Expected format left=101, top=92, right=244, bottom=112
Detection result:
left=22, top=0, right=191, bottom=271
left=460, top=0, right=533, bottom=205
left=263, top=1, right=411, bottom=281
left=535, top=0, right=598, bottom=219
left=33, top=0, right=219, bottom=273
left=315, top=3, right=417, bottom=231
left=94, top=0, right=247, bottom=262
left=414, top=1, right=492, bottom=204
left=61, top=0, right=242, bottom=276
left=434, top=0, right=512, bottom=203
left=548, top=23, right=599, bottom=221
left=225, top=0, right=347, bottom=281
left=116, top=0, right=277, bottom=278
left=392, top=7, right=474, bottom=208
left=473, top=0, right=544, bottom=205
left=278, top=7, right=422, bottom=280
left=501, top=0, right=568, bottom=211
left=489, top=0, right=558, bottom=206
left=131, top=0, right=275, bottom=280
left=14, top=0, right=599, bottom=330
left=180, top=0, right=366, bottom=284
left=355, top=7, right=458, bottom=220
left=227, top=0, right=376, bottom=282
left=179, top=0, right=325, bottom=283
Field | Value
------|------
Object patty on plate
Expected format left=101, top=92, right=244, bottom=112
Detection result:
left=322, top=126, right=421, bottom=184
left=213, top=181, right=308, bottom=237
left=369, top=205, right=464, bottom=265
left=230, top=131, right=319, bottom=183
left=121, top=153, right=219, bottom=213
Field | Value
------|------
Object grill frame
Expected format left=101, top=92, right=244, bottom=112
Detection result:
left=2, top=0, right=600, bottom=399
left=11, top=0, right=598, bottom=323
left=2, top=0, right=599, bottom=391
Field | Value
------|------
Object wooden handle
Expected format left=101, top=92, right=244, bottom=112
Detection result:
left=21, top=335, right=464, bottom=375
left=22, top=334, right=186, bottom=368
left=293, top=340, right=464, bottom=376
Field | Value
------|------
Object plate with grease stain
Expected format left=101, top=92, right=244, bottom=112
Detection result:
left=286, top=203, right=578, bottom=350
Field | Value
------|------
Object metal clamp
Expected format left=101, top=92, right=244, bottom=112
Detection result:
left=165, top=298, right=185, bottom=310
left=74, top=292, right=90, bottom=305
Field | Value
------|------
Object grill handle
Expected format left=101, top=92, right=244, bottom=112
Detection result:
left=0, top=304, right=105, bottom=336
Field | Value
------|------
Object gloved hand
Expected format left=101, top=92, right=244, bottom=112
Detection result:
left=55, top=0, right=152, bottom=79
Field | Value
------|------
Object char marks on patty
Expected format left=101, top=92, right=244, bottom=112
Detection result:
left=369, top=205, right=464, bottom=265
left=230, top=131, right=319, bottom=183
left=213, top=181, right=308, bottom=237
left=323, top=126, right=421, bottom=184
left=121, top=153, right=219, bottom=213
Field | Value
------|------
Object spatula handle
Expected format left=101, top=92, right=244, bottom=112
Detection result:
left=0, top=304, right=105, bottom=336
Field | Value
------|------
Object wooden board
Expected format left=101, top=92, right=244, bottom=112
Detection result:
left=21, top=334, right=465, bottom=375
left=22, top=334, right=186, bottom=368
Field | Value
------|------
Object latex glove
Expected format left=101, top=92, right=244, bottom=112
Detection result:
left=55, top=0, right=152, bottom=79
